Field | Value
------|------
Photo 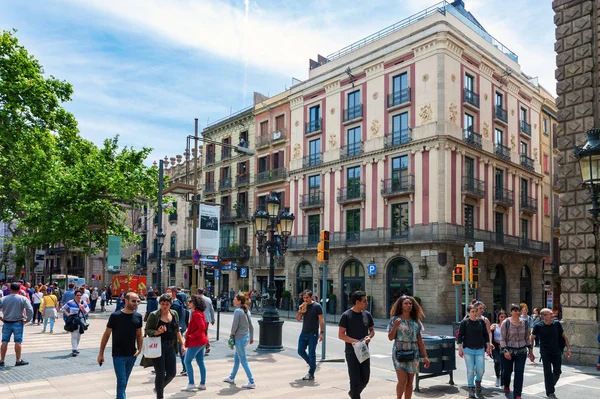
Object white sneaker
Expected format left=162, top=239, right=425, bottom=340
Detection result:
left=495, top=378, right=500, bottom=387
left=196, top=384, right=206, bottom=390
left=181, top=384, right=197, bottom=391
left=242, top=382, right=256, bottom=389
left=223, top=376, right=235, bottom=384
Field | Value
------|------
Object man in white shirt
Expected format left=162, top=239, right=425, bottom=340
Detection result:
left=197, top=288, right=215, bottom=355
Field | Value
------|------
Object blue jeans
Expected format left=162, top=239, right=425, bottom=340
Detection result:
left=1, top=322, right=24, bottom=343
left=463, top=347, right=485, bottom=387
left=229, top=336, right=254, bottom=383
left=183, top=345, right=206, bottom=385
left=43, top=316, right=55, bottom=332
left=503, top=352, right=527, bottom=397
left=298, top=332, right=318, bottom=376
left=113, top=356, right=136, bottom=399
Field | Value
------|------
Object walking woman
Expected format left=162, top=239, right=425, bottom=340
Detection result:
left=387, top=295, right=430, bottom=399
left=181, top=295, right=208, bottom=392
left=500, top=304, right=535, bottom=399
left=457, top=304, right=491, bottom=398
left=31, top=286, right=44, bottom=325
left=41, top=287, right=58, bottom=333
left=223, top=294, right=256, bottom=389
left=145, top=294, right=186, bottom=399
left=61, top=291, right=89, bottom=356
left=490, top=310, right=508, bottom=387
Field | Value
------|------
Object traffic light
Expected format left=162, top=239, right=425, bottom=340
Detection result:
left=317, top=230, right=330, bottom=262
left=453, top=264, right=464, bottom=284
left=469, top=259, right=479, bottom=283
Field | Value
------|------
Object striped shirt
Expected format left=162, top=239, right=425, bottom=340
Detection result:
left=61, top=300, right=90, bottom=315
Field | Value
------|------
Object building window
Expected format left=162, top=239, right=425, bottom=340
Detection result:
left=347, top=165, right=361, bottom=197
left=544, top=196, right=550, bottom=216
left=543, top=153, right=549, bottom=174
left=346, top=209, right=361, bottom=242
left=393, top=73, right=408, bottom=94
left=392, top=112, right=409, bottom=143
left=258, top=156, right=268, bottom=173
left=239, top=227, right=248, bottom=245
left=520, top=141, right=528, bottom=156
left=347, top=90, right=361, bottom=120
left=495, top=168, right=504, bottom=191
left=308, top=214, right=320, bottom=244
left=309, top=105, right=320, bottom=123
left=308, top=138, right=321, bottom=166
left=495, top=128, right=503, bottom=146
left=257, top=195, right=266, bottom=211
left=391, top=155, right=408, bottom=186
left=543, top=118, right=548, bottom=135
left=275, top=114, right=285, bottom=131
left=260, top=121, right=268, bottom=137
left=465, top=157, right=475, bottom=181
left=391, top=203, right=409, bottom=238
left=520, top=107, right=528, bottom=123
left=465, top=74, right=474, bottom=92
left=308, top=175, right=320, bottom=194
left=346, top=126, right=361, bottom=157
left=495, top=92, right=503, bottom=108
left=464, top=113, right=474, bottom=131
left=464, top=205, right=475, bottom=238
left=521, top=218, right=529, bottom=241
left=521, top=178, right=529, bottom=199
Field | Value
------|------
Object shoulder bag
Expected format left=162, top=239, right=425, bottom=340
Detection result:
left=395, top=318, right=416, bottom=362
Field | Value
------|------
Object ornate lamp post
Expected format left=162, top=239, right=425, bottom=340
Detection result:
left=574, top=128, right=600, bottom=224
left=252, top=192, right=295, bottom=352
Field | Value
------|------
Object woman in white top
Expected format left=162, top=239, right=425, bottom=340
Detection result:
left=61, top=291, right=90, bottom=357
left=31, top=286, right=44, bottom=325
left=490, top=310, right=508, bottom=387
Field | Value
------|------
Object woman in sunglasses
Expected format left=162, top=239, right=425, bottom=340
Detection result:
left=500, top=304, right=535, bottom=399
left=387, top=295, right=429, bottom=399
left=61, top=291, right=89, bottom=357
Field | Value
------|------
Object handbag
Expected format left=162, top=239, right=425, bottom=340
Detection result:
left=140, top=355, right=154, bottom=368
left=64, top=314, right=78, bottom=332
left=396, top=350, right=415, bottom=362
left=143, top=336, right=162, bottom=359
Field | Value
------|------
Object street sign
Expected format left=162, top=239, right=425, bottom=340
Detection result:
left=240, top=268, right=247, bottom=278
left=368, top=264, right=377, bottom=275
left=544, top=284, right=552, bottom=291
left=193, top=250, right=200, bottom=265
left=215, top=269, right=220, bottom=280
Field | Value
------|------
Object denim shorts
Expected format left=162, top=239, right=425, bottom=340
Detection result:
left=2, top=321, right=24, bottom=343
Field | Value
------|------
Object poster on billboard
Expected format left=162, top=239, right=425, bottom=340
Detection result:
left=107, top=235, right=122, bottom=271
left=197, top=203, right=220, bottom=263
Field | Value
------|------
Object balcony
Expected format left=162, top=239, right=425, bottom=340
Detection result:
left=205, top=152, right=215, bottom=165
left=148, top=253, right=157, bottom=261
left=219, top=177, right=232, bottom=191
left=387, top=88, right=411, bottom=108
left=380, top=175, right=415, bottom=197
left=299, top=191, right=324, bottom=210
left=256, top=167, right=287, bottom=185
left=495, top=143, right=511, bottom=161
left=494, top=106, right=508, bottom=124
left=462, top=176, right=485, bottom=199
left=220, top=208, right=233, bottom=223
left=271, top=127, right=287, bottom=144
left=340, top=142, right=363, bottom=159
left=463, top=129, right=482, bottom=149
left=343, top=104, right=363, bottom=123
left=219, top=244, right=250, bottom=260
left=521, top=196, right=538, bottom=214
left=232, top=206, right=250, bottom=221
left=256, top=134, right=270, bottom=149
left=305, top=118, right=322, bottom=135
left=520, top=154, right=534, bottom=171
left=168, top=212, right=178, bottom=222
left=463, top=88, right=480, bottom=109
left=520, top=120, right=531, bottom=136
left=204, top=182, right=215, bottom=194
left=303, top=153, right=322, bottom=168
left=221, top=149, right=232, bottom=161
left=337, top=183, right=366, bottom=204
left=179, top=249, right=193, bottom=258
left=236, top=174, right=250, bottom=187
left=494, top=187, right=514, bottom=207
left=384, top=129, right=412, bottom=148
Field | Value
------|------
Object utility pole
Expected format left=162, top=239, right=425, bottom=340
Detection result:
left=191, top=118, right=199, bottom=293
left=157, top=160, right=165, bottom=293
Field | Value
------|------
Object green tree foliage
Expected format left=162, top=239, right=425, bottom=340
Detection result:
left=0, top=30, right=158, bottom=264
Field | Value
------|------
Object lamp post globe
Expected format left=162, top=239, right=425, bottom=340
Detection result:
left=574, top=128, right=600, bottom=223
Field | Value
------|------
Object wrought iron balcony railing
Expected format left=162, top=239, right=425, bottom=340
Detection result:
left=494, top=187, right=514, bottom=207
left=521, top=196, right=538, bottom=213
left=387, top=88, right=411, bottom=108
left=495, top=143, right=511, bottom=160
left=204, top=182, right=215, bottom=193
left=463, top=129, right=482, bottom=148
left=236, top=174, right=249, bottom=187
left=337, top=183, right=366, bottom=204
left=380, top=175, right=415, bottom=196
left=340, top=142, right=363, bottom=159
left=271, top=127, right=287, bottom=143
left=219, top=178, right=232, bottom=190
left=305, top=118, right=322, bottom=134
left=520, top=120, right=531, bottom=136
left=495, top=106, right=508, bottom=123
left=463, top=88, right=480, bottom=108
left=256, top=167, right=287, bottom=185
left=462, top=176, right=485, bottom=198
left=520, top=154, right=534, bottom=171
left=179, top=249, right=193, bottom=258
left=219, top=244, right=250, bottom=260
left=205, top=152, right=215, bottom=165
left=221, top=149, right=231, bottom=160
left=168, top=212, right=178, bottom=222
left=299, top=191, right=324, bottom=209
left=343, top=104, right=363, bottom=122
left=303, top=153, right=322, bottom=168
left=256, top=135, right=270, bottom=149
left=384, top=129, right=412, bottom=148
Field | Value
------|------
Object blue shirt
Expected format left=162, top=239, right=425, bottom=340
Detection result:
left=61, top=289, right=75, bottom=305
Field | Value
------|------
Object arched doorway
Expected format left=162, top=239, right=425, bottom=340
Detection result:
left=342, top=260, right=365, bottom=310
left=296, top=262, right=313, bottom=295
left=493, top=264, right=507, bottom=316
left=387, top=258, right=413, bottom=315
left=519, top=265, right=532, bottom=311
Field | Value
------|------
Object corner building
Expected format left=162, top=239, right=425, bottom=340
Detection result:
left=285, top=2, right=555, bottom=322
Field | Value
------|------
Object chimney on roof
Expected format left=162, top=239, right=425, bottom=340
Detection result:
left=309, top=58, right=318, bottom=69
left=317, top=54, right=328, bottom=64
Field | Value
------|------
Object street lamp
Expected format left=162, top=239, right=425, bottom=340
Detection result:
left=156, top=231, right=165, bottom=292
left=252, top=192, right=295, bottom=352
left=574, top=128, right=600, bottom=223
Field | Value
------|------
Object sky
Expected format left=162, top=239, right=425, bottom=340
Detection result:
left=1, top=0, right=556, bottom=163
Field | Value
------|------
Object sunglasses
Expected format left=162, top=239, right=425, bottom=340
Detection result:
left=129, top=299, right=140, bottom=303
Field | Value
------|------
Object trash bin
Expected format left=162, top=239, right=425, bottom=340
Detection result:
left=419, top=336, right=443, bottom=374
left=439, top=335, right=456, bottom=371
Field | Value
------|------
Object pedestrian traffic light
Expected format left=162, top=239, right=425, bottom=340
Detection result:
left=469, top=259, right=479, bottom=283
left=317, top=230, right=330, bottom=262
left=453, top=264, right=464, bottom=284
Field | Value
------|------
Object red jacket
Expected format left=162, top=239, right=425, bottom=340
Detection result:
left=185, top=309, right=208, bottom=347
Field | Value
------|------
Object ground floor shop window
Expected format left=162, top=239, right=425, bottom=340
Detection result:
left=387, top=257, right=413, bottom=315
left=342, top=260, right=365, bottom=310
left=296, top=262, right=313, bottom=296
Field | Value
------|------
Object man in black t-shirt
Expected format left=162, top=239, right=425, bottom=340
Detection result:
left=98, top=292, right=143, bottom=399
left=530, top=308, right=571, bottom=399
left=296, top=289, right=324, bottom=380
left=338, top=291, right=374, bottom=399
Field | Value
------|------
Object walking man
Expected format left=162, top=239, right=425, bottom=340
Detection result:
left=338, top=291, right=375, bottom=399
left=530, top=308, right=571, bottom=399
left=98, top=292, right=143, bottom=399
left=197, top=288, right=215, bottom=355
left=296, top=289, right=324, bottom=380
left=0, top=283, right=34, bottom=367
left=61, top=283, right=75, bottom=306
left=229, top=288, right=235, bottom=311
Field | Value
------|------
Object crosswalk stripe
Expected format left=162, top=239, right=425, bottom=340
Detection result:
left=521, top=374, right=592, bottom=395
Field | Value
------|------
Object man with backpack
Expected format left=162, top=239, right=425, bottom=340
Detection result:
left=530, top=308, right=571, bottom=399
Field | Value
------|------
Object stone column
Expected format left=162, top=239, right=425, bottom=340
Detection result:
left=553, top=0, right=600, bottom=365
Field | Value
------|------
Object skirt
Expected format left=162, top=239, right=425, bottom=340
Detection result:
left=43, top=308, right=57, bottom=319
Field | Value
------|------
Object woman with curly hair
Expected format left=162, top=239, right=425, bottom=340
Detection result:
left=387, top=295, right=430, bottom=399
